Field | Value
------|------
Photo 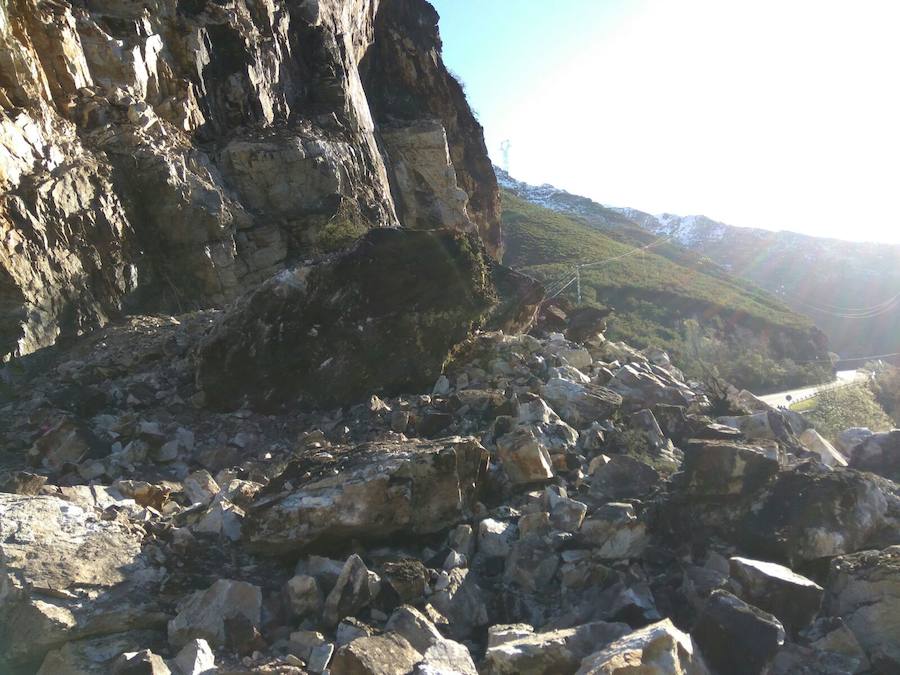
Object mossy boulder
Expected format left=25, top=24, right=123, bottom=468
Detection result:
left=196, top=229, right=540, bottom=410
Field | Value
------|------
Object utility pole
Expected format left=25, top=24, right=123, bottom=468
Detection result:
left=576, top=265, right=581, bottom=305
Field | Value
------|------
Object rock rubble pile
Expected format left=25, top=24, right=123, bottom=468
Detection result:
left=2, top=308, right=898, bottom=675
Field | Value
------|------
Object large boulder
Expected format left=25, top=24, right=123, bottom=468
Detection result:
left=608, top=362, right=701, bottom=410
left=197, top=229, right=501, bottom=410
left=825, top=546, right=900, bottom=673
left=849, top=430, right=900, bottom=482
left=0, top=494, right=165, bottom=672
left=243, top=437, right=488, bottom=553
left=737, top=468, right=898, bottom=566
left=692, top=590, right=785, bottom=675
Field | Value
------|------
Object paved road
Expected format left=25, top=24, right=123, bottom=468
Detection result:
left=759, top=369, right=869, bottom=408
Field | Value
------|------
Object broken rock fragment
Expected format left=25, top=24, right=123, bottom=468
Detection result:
left=575, top=619, right=705, bottom=675
left=330, top=632, right=422, bottom=675
left=849, top=430, right=900, bottom=482
left=323, top=555, right=373, bottom=627
left=484, top=621, right=630, bottom=675
left=496, top=427, right=556, bottom=485
left=167, top=579, right=262, bottom=649
left=540, top=378, right=622, bottom=429
left=174, top=638, right=216, bottom=675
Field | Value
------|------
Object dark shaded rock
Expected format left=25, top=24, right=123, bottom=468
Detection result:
left=486, top=262, right=544, bottom=333
left=678, top=440, right=780, bottom=497
left=27, top=417, right=105, bottom=471
left=729, top=556, right=824, bottom=634
left=197, top=229, right=500, bottom=411
left=850, top=430, right=900, bottom=482
left=168, top=579, right=262, bottom=649
left=324, top=555, right=372, bottom=628
left=693, top=422, right=744, bottom=441
left=224, top=615, right=265, bottom=657
left=538, top=303, right=569, bottom=334
left=565, top=306, right=613, bottom=344
left=591, top=455, right=661, bottom=500
left=692, top=589, right=785, bottom=675
left=825, top=546, right=900, bottom=673
left=380, top=559, right=428, bottom=605
left=650, top=404, right=691, bottom=443
left=771, top=643, right=865, bottom=675
left=417, top=411, right=454, bottom=438
left=737, top=468, right=896, bottom=566
left=430, top=568, right=489, bottom=640
left=112, top=649, right=171, bottom=675
left=800, top=617, right=870, bottom=673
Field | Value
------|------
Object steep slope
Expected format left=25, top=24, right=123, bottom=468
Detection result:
left=0, top=0, right=500, bottom=361
left=501, top=190, right=832, bottom=392
left=498, top=169, right=900, bottom=364
left=628, top=210, right=900, bottom=363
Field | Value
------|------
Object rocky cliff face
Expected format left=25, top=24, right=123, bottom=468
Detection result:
left=0, top=0, right=500, bottom=361
left=360, top=0, right=502, bottom=258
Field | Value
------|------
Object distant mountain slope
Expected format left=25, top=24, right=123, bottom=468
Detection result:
left=626, top=210, right=900, bottom=362
left=500, top=189, right=832, bottom=393
left=498, top=169, right=900, bottom=364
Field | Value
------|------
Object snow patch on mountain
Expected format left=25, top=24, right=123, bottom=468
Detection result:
left=497, top=167, right=728, bottom=245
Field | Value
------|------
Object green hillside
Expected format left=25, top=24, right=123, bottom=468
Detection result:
left=501, top=190, right=833, bottom=392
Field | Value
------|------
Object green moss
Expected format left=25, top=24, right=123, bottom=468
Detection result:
left=312, top=204, right=372, bottom=253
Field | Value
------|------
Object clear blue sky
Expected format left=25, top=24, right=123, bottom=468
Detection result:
left=430, top=0, right=900, bottom=244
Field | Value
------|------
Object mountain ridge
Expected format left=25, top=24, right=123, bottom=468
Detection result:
left=497, top=167, right=900, bottom=362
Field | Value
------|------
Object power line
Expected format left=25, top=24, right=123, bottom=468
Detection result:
left=782, top=288, right=900, bottom=313
left=547, top=275, right=578, bottom=300
left=777, top=289, right=900, bottom=319
left=577, top=234, right=672, bottom=269
left=534, top=234, right=673, bottom=304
